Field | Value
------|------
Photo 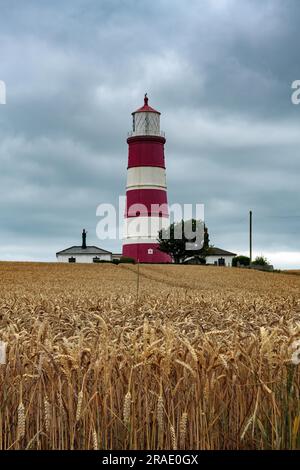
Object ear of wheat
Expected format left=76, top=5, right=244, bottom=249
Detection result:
left=170, top=424, right=177, bottom=450
left=76, top=390, right=83, bottom=422
left=92, top=429, right=98, bottom=450
left=180, top=412, right=188, bottom=449
left=17, top=402, right=25, bottom=441
left=157, top=395, right=164, bottom=432
left=123, top=391, right=131, bottom=427
left=44, top=397, right=51, bottom=433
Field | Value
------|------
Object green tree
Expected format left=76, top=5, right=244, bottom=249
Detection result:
left=232, top=256, right=250, bottom=267
left=158, top=219, right=210, bottom=264
left=252, top=255, right=269, bottom=266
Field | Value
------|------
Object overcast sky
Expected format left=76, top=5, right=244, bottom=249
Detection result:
left=0, top=0, right=300, bottom=268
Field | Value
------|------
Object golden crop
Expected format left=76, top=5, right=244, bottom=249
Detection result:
left=0, top=261, right=300, bottom=450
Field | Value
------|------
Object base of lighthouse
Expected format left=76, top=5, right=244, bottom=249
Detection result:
left=122, top=242, right=171, bottom=264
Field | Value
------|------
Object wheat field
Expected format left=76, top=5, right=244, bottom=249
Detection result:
left=0, top=261, right=300, bottom=450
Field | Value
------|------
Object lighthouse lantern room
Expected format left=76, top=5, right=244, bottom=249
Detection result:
left=122, top=95, right=171, bottom=263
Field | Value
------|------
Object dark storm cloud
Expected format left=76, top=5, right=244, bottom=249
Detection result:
left=0, top=0, right=300, bottom=267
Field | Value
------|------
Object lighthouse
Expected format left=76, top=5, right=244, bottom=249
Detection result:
left=122, top=95, right=171, bottom=263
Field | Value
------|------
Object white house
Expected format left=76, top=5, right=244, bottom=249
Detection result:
left=205, top=247, right=237, bottom=267
left=56, top=230, right=113, bottom=263
left=185, top=247, right=237, bottom=267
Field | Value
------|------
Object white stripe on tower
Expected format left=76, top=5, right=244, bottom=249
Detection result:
left=126, top=167, right=167, bottom=191
left=124, top=216, right=170, bottom=239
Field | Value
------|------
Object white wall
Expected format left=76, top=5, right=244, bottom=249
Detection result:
left=206, top=255, right=234, bottom=267
left=123, top=216, right=169, bottom=240
left=57, top=253, right=112, bottom=264
left=126, top=167, right=167, bottom=190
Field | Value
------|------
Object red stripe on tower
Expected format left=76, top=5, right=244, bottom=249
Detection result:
left=122, top=94, right=172, bottom=263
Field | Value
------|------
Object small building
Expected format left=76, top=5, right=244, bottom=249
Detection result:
left=206, top=247, right=237, bottom=267
left=112, top=253, right=122, bottom=261
left=185, top=247, right=237, bottom=267
left=56, top=230, right=113, bottom=263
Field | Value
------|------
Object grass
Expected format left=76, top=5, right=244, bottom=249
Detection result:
left=0, top=261, right=300, bottom=450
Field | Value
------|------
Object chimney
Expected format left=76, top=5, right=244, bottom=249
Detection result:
left=82, top=229, right=87, bottom=249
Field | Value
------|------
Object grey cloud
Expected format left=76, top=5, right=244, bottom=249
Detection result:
left=0, top=0, right=300, bottom=267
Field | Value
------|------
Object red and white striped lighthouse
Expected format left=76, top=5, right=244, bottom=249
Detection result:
left=122, top=94, right=171, bottom=263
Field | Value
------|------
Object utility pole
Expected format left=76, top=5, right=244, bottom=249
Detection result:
left=249, top=210, right=253, bottom=266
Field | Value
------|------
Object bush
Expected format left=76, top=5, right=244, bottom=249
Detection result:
left=232, top=256, right=250, bottom=267
left=120, top=257, right=136, bottom=264
left=183, top=256, right=206, bottom=265
left=93, top=258, right=112, bottom=264
left=113, top=257, right=136, bottom=265
left=252, top=256, right=269, bottom=266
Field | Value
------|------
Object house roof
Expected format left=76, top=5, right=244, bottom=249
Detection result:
left=207, top=247, right=237, bottom=257
left=56, top=246, right=112, bottom=256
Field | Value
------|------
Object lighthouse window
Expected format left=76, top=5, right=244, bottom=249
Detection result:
left=145, top=114, right=149, bottom=130
left=150, top=114, right=159, bottom=133
left=148, top=249, right=154, bottom=255
left=132, top=115, right=135, bottom=131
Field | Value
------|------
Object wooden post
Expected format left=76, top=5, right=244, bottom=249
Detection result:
left=136, top=259, right=140, bottom=302
left=250, top=210, right=253, bottom=266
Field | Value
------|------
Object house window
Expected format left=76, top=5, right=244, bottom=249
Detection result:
left=218, top=258, right=225, bottom=267
left=148, top=249, right=154, bottom=255
left=68, top=257, right=76, bottom=263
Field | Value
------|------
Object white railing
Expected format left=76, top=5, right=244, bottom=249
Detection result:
left=127, top=130, right=165, bottom=138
